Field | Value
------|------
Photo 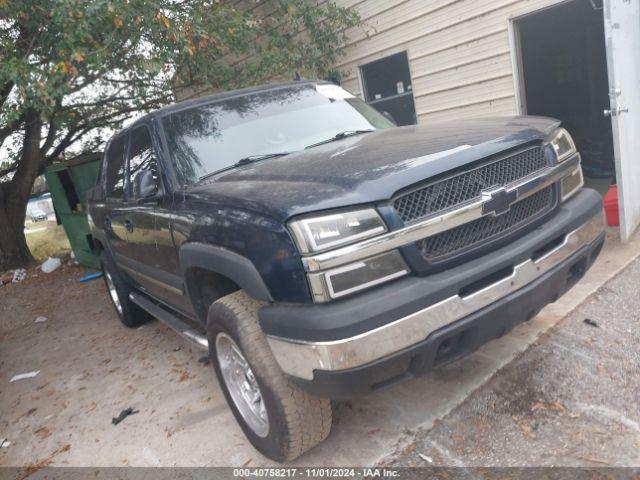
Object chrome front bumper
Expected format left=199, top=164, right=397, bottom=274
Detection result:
left=267, top=209, right=605, bottom=381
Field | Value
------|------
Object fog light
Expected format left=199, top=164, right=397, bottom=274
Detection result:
left=308, top=250, right=409, bottom=302
left=561, top=166, right=584, bottom=202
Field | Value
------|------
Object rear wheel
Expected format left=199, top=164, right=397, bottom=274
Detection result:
left=207, top=291, right=332, bottom=462
left=100, top=251, right=151, bottom=328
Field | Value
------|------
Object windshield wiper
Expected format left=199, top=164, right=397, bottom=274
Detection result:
left=305, top=130, right=375, bottom=150
left=236, top=152, right=294, bottom=165
left=198, top=152, right=293, bottom=183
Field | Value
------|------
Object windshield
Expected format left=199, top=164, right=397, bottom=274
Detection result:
left=161, top=84, right=395, bottom=184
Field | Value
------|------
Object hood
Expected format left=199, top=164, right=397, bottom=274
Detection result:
left=185, top=116, right=560, bottom=221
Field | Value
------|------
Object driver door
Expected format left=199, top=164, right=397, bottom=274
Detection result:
left=117, top=125, right=183, bottom=306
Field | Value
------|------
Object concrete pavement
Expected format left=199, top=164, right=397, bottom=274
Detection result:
left=386, top=255, right=640, bottom=467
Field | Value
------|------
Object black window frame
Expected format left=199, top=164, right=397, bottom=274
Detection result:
left=126, top=124, right=161, bottom=200
left=103, top=133, right=128, bottom=201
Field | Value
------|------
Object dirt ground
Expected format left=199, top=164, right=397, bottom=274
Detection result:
left=0, top=262, right=225, bottom=468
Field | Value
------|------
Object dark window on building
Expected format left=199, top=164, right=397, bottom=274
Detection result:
left=360, top=52, right=417, bottom=126
left=105, top=136, right=127, bottom=199
left=128, top=126, right=159, bottom=198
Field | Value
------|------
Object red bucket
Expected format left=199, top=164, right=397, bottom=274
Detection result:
left=603, top=184, right=619, bottom=227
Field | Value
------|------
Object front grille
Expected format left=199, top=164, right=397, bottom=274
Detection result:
left=416, top=186, right=554, bottom=261
left=394, top=146, right=548, bottom=224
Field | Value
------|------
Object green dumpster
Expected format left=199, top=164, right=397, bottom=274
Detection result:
left=44, top=153, right=102, bottom=269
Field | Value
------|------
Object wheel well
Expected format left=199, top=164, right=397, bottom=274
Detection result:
left=185, top=267, right=240, bottom=321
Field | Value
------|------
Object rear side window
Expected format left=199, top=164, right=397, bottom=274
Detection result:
left=105, top=136, right=127, bottom=199
left=128, top=126, right=159, bottom=198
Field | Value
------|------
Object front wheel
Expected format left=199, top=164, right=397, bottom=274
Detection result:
left=207, top=291, right=332, bottom=462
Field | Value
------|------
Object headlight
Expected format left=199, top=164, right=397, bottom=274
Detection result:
left=288, top=208, right=386, bottom=254
left=549, top=128, right=577, bottom=162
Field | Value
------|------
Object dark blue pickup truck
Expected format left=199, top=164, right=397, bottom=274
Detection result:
left=87, top=80, right=605, bottom=461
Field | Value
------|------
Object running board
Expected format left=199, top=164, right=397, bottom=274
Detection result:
left=129, top=292, right=209, bottom=350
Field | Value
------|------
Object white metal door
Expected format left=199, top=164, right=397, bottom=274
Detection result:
left=604, top=0, right=640, bottom=241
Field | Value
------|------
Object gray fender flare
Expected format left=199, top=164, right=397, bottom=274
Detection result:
left=179, top=243, right=273, bottom=302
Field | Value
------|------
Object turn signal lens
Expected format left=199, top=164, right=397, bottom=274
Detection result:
left=561, top=165, right=584, bottom=202
left=307, top=250, right=409, bottom=302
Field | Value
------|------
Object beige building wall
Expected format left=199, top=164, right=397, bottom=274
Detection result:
left=335, top=0, right=572, bottom=124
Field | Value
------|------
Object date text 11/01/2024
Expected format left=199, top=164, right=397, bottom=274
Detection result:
left=232, top=468, right=400, bottom=477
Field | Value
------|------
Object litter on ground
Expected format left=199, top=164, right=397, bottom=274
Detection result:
left=1, top=269, right=26, bottom=286
left=583, top=318, right=599, bottom=328
left=10, top=371, right=40, bottom=382
left=79, top=272, right=103, bottom=283
left=418, top=453, right=433, bottom=463
left=112, top=407, right=139, bottom=425
left=12, top=269, right=27, bottom=283
left=35, top=316, right=47, bottom=323
left=41, top=257, right=62, bottom=273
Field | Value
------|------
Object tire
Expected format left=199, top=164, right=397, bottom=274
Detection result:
left=207, top=291, right=332, bottom=462
left=100, top=251, right=151, bottom=328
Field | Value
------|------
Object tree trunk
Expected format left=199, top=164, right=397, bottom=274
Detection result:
left=0, top=109, right=43, bottom=271
left=0, top=184, right=34, bottom=271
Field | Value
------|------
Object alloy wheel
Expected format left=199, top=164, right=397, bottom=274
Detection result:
left=216, top=332, right=269, bottom=437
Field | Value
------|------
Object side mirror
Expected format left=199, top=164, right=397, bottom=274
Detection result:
left=380, top=110, right=397, bottom=126
left=133, top=169, right=158, bottom=199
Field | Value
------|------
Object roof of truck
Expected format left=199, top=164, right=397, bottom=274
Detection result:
left=109, top=79, right=332, bottom=143
left=141, top=79, right=330, bottom=122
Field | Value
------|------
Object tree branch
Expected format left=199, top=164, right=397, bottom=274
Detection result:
left=38, top=98, right=63, bottom=155
left=0, top=81, right=14, bottom=111
left=44, top=126, right=82, bottom=162
left=0, top=164, right=18, bottom=180
left=0, top=111, right=27, bottom=149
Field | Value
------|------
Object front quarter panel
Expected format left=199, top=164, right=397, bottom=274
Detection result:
left=172, top=194, right=311, bottom=303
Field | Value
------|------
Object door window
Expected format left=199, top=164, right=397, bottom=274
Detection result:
left=128, top=126, right=159, bottom=198
left=105, top=136, right=127, bottom=199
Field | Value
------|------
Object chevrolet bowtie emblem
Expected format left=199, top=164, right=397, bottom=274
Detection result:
left=482, top=187, right=518, bottom=216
